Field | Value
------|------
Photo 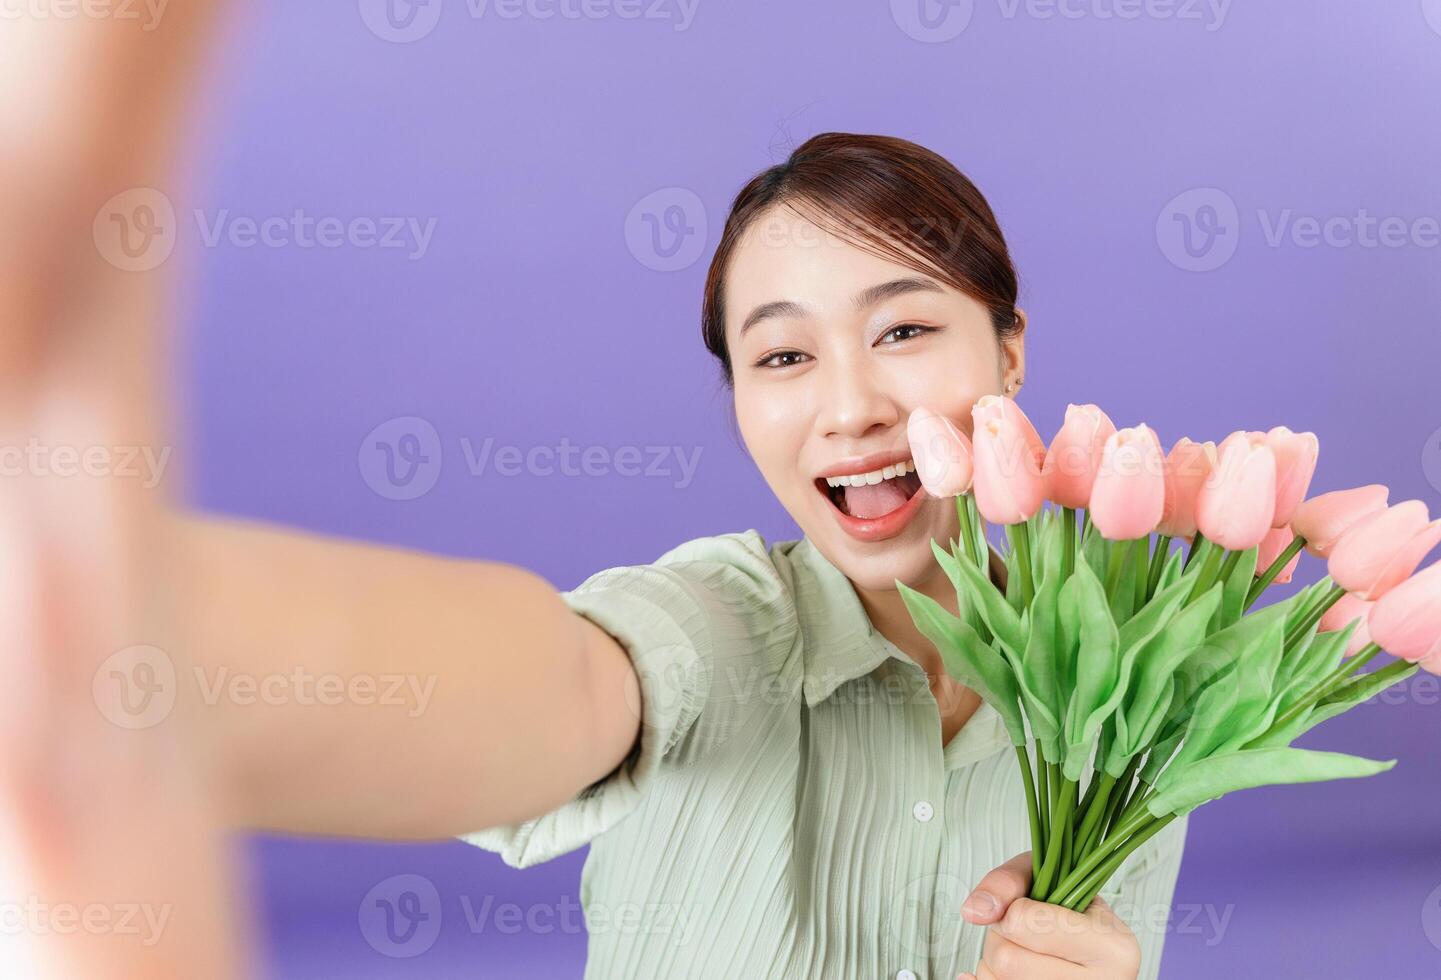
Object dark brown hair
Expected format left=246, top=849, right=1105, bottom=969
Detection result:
left=701, top=132, right=1022, bottom=385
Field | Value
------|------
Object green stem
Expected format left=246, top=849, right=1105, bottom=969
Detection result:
left=1048, top=804, right=1155, bottom=902
left=1186, top=544, right=1225, bottom=603
left=1036, top=755, right=1050, bottom=856
left=1183, top=531, right=1210, bottom=571
left=1246, top=534, right=1307, bottom=610
left=1252, top=642, right=1383, bottom=744
left=1104, top=539, right=1125, bottom=600
left=1284, top=584, right=1346, bottom=651
left=1032, top=778, right=1078, bottom=898
left=1095, top=757, right=1142, bottom=847
left=1012, top=520, right=1036, bottom=607
left=1016, top=745, right=1044, bottom=883
left=956, top=495, right=979, bottom=568
left=1060, top=815, right=1174, bottom=911
left=1146, top=535, right=1172, bottom=601
left=1131, top=537, right=1149, bottom=612
left=1070, top=773, right=1117, bottom=865
left=1062, top=506, right=1077, bottom=580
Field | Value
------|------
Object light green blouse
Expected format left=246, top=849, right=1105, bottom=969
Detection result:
left=463, top=530, right=1188, bottom=980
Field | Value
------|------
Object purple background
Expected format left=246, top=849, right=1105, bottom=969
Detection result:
left=172, top=1, right=1441, bottom=976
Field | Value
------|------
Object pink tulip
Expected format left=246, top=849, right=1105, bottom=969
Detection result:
left=1255, top=526, right=1302, bottom=584
left=1264, top=426, right=1320, bottom=527
left=1368, top=560, right=1441, bottom=663
left=1042, top=403, right=1116, bottom=509
left=1194, top=431, right=1277, bottom=551
left=972, top=395, right=1046, bottom=468
left=1318, top=592, right=1376, bottom=657
left=1088, top=424, right=1166, bottom=540
left=1159, top=438, right=1215, bottom=540
left=1328, top=500, right=1441, bottom=600
left=1290, top=484, right=1390, bottom=558
left=907, top=407, right=974, bottom=497
left=970, top=396, right=1045, bottom=526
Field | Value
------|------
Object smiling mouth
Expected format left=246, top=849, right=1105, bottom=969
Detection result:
left=816, top=462, right=924, bottom=519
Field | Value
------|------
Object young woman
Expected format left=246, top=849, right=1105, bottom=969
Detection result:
left=3, top=13, right=1182, bottom=980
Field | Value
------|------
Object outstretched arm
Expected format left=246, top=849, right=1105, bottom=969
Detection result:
left=169, top=512, right=644, bottom=840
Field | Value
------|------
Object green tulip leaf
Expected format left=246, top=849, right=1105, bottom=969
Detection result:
left=1147, top=747, right=1396, bottom=818
left=897, top=581, right=1028, bottom=745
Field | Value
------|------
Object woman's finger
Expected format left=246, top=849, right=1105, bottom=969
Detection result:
left=960, top=850, right=1034, bottom=924
left=990, top=895, right=1133, bottom=965
left=976, top=933, right=1088, bottom=980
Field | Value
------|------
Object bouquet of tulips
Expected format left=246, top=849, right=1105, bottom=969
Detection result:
left=898, top=397, right=1441, bottom=911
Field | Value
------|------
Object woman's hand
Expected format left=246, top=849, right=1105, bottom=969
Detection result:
left=956, top=852, right=1141, bottom=980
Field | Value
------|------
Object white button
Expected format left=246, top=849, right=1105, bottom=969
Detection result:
left=912, top=800, right=934, bottom=823
left=896, top=970, right=918, bottom=980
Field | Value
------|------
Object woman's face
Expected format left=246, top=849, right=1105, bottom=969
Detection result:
left=725, top=204, right=1025, bottom=593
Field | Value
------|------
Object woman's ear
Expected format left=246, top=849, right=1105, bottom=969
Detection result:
left=1000, top=308, right=1027, bottom=396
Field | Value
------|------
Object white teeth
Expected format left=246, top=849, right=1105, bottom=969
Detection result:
left=824, top=459, right=915, bottom=489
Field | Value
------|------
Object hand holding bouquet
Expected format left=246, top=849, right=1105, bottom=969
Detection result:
left=900, top=399, right=1440, bottom=912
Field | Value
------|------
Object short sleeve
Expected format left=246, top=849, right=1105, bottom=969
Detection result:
left=458, top=531, right=794, bottom=869
left=1096, top=811, right=1190, bottom=980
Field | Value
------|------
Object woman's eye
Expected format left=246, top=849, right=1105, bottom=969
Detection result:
left=878, top=323, right=933, bottom=344
left=756, top=350, right=810, bottom=369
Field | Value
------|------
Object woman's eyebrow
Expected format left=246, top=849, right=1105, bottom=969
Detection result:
left=738, top=277, right=943, bottom=338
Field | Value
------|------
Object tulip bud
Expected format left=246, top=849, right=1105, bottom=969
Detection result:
left=1159, top=438, right=1215, bottom=540
left=1255, top=526, right=1302, bottom=584
left=1318, top=592, right=1376, bottom=657
left=1368, top=560, right=1441, bottom=663
left=1042, top=403, right=1116, bottom=509
left=907, top=407, right=974, bottom=497
left=1265, top=426, right=1320, bottom=527
left=1195, top=431, right=1277, bottom=551
left=1088, top=424, right=1166, bottom=541
left=970, top=396, right=1045, bottom=525
left=1290, top=485, right=1390, bottom=557
left=1328, top=501, right=1441, bottom=601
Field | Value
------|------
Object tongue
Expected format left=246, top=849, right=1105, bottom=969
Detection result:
left=844, top=478, right=912, bottom=520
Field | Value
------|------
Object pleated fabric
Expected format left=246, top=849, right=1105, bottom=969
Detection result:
left=463, top=531, right=1188, bottom=980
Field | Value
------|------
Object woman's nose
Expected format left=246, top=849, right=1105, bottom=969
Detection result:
left=813, top=362, right=900, bottom=440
